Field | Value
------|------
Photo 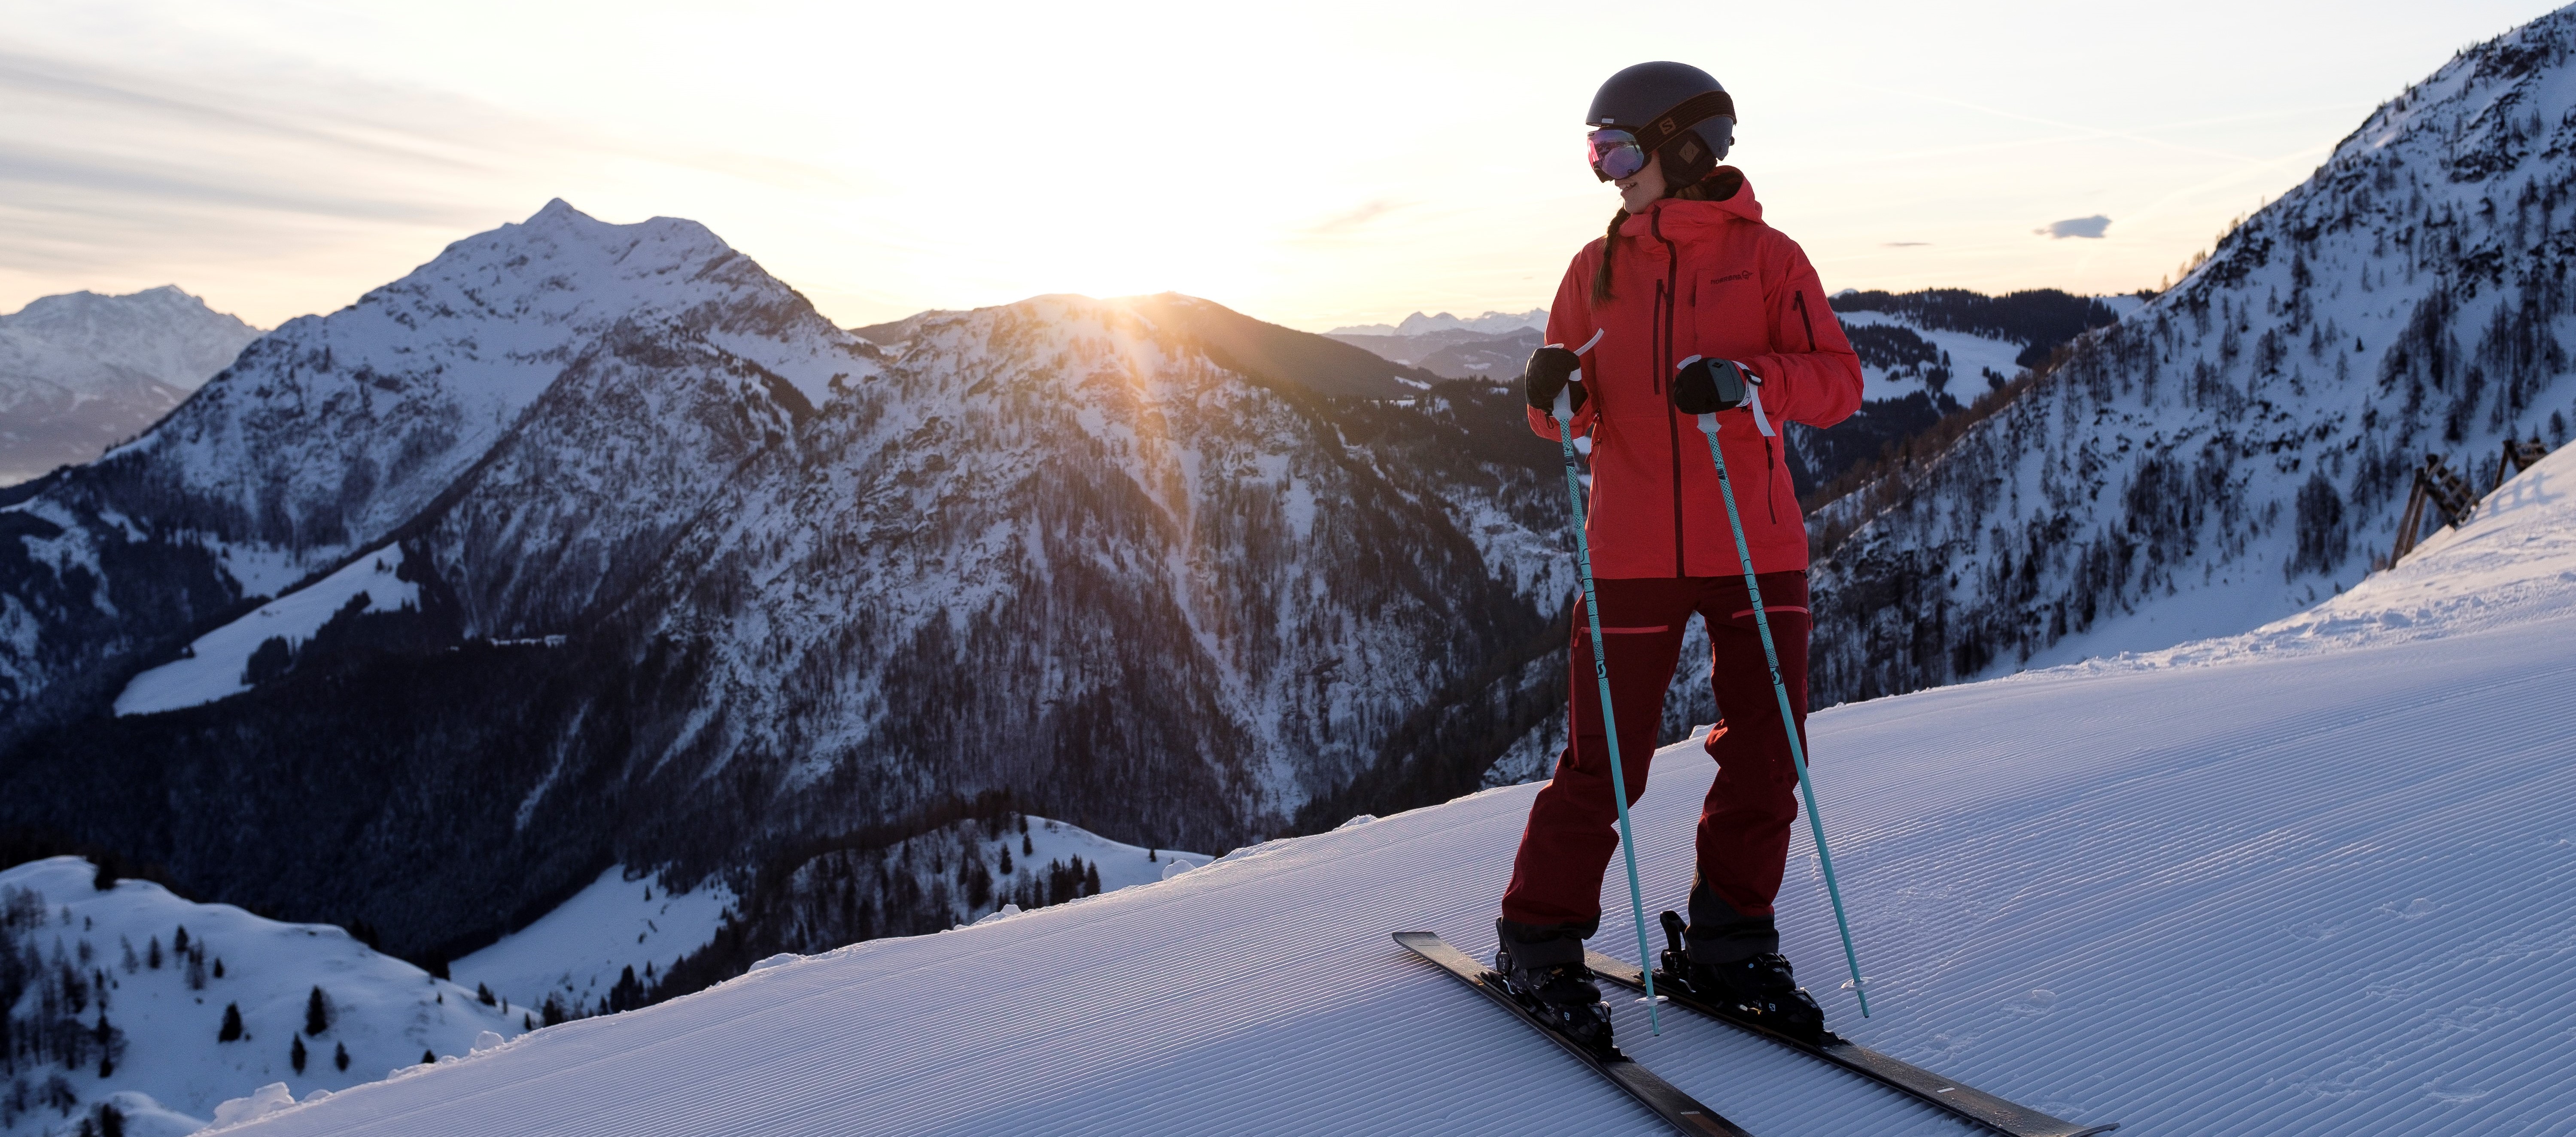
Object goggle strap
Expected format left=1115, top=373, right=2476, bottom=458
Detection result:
left=1626, top=90, right=1737, bottom=154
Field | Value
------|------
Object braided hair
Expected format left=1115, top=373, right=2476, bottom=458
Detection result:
left=1590, top=163, right=1747, bottom=304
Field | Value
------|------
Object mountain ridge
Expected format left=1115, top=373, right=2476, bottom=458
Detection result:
left=1805, top=12, right=2576, bottom=704
left=0, top=286, right=262, bottom=483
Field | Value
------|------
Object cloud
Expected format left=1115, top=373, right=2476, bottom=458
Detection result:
left=1303, top=199, right=1404, bottom=236
left=1882, top=241, right=1931, bottom=247
left=2037, top=215, right=2112, bottom=239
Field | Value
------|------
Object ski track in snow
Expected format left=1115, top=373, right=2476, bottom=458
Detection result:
left=204, top=443, right=2576, bottom=1135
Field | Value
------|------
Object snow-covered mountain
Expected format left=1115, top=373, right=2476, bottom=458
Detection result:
left=1327, top=309, right=1547, bottom=338
left=0, top=203, right=1572, bottom=982
left=0, top=199, right=880, bottom=735
left=192, top=425, right=2576, bottom=1137
left=1808, top=15, right=2576, bottom=703
left=0, top=288, right=260, bottom=484
left=0, top=857, right=527, bottom=1135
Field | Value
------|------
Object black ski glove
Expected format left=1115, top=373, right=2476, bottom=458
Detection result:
left=1522, top=347, right=1585, bottom=414
left=1672, top=356, right=1755, bottom=414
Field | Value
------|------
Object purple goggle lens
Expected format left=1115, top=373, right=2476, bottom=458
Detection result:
left=1587, top=128, right=1647, bottom=182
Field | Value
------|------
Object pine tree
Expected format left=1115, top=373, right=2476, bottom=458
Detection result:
left=94, top=1009, right=120, bottom=1077
left=97, top=1102, right=124, bottom=1137
left=421, top=1049, right=435, bottom=1065
left=305, top=986, right=331, bottom=1036
left=1083, top=861, right=1102, bottom=897
left=290, top=1035, right=307, bottom=1074
left=334, top=1041, right=349, bottom=1071
left=173, top=926, right=189, bottom=955
left=477, top=982, right=496, bottom=1006
left=213, top=958, right=224, bottom=979
left=218, top=1002, right=243, bottom=1042
left=144, top=937, right=160, bottom=970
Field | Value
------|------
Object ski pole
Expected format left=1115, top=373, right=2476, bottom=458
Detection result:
left=1691, top=397, right=1871, bottom=1018
left=1548, top=328, right=1661, bottom=1034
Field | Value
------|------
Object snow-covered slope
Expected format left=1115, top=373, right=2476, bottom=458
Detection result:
left=0, top=287, right=262, bottom=486
left=449, top=867, right=734, bottom=1015
left=1811, top=13, right=2576, bottom=703
left=0, top=857, right=526, bottom=1135
left=1832, top=310, right=2025, bottom=404
left=195, top=430, right=2576, bottom=1137
left=114, top=547, right=419, bottom=716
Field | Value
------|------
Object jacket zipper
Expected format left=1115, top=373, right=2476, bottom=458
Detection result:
left=1766, top=438, right=1779, bottom=523
left=1653, top=210, right=1685, bottom=578
left=1770, top=292, right=1810, bottom=523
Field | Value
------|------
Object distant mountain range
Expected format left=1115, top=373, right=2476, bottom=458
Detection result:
left=0, top=286, right=261, bottom=483
left=1326, top=309, right=1547, bottom=338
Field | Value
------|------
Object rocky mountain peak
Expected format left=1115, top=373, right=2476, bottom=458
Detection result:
left=0, top=285, right=259, bottom=398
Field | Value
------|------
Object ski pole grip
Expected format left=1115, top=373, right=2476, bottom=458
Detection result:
left=1551, top=329, right=1604, bottom=425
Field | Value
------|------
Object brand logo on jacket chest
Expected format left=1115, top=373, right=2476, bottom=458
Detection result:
left=1710, top=270, right=1753, bottom=285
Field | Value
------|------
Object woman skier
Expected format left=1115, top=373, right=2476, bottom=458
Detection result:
left=1497, top=61, right=1864, bottom=1050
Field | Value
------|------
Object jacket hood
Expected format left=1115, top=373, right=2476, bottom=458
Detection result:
left=1618, top=168, right=1763, bottom=240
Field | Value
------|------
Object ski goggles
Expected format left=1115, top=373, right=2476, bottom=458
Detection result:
left=1587, top=129, right=1649, bottom=182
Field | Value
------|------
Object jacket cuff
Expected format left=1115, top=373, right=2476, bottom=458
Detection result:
left=1525, top=404, right=1562, bottom=440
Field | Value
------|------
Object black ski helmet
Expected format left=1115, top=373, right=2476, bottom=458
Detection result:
left=1587, top=61, right=1734, bottom=184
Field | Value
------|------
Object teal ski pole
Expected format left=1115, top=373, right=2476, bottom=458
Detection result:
left=1687, top=367, right=1870, bottom=1017
left=1548, top=328, right=1662, bottom=1034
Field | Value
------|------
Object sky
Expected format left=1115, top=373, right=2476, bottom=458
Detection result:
left=1, top=0, right=2564, bottom=333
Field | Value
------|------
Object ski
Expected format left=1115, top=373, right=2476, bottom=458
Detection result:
left=1393, top=932, right=1753, bottom=1137
left=1584, top=921, right=2117, bottom=1137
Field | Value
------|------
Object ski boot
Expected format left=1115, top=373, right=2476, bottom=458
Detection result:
left=1659, top=909, right=1834, bottom=1045
left=1493, top=918, right=1616, bottom=1054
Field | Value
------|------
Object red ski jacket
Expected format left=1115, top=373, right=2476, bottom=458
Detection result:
left=1527, top=173, right=1863, bottom=579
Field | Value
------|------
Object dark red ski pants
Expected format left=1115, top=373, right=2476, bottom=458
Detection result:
left=1500, top=572, right=1811, bottom=930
